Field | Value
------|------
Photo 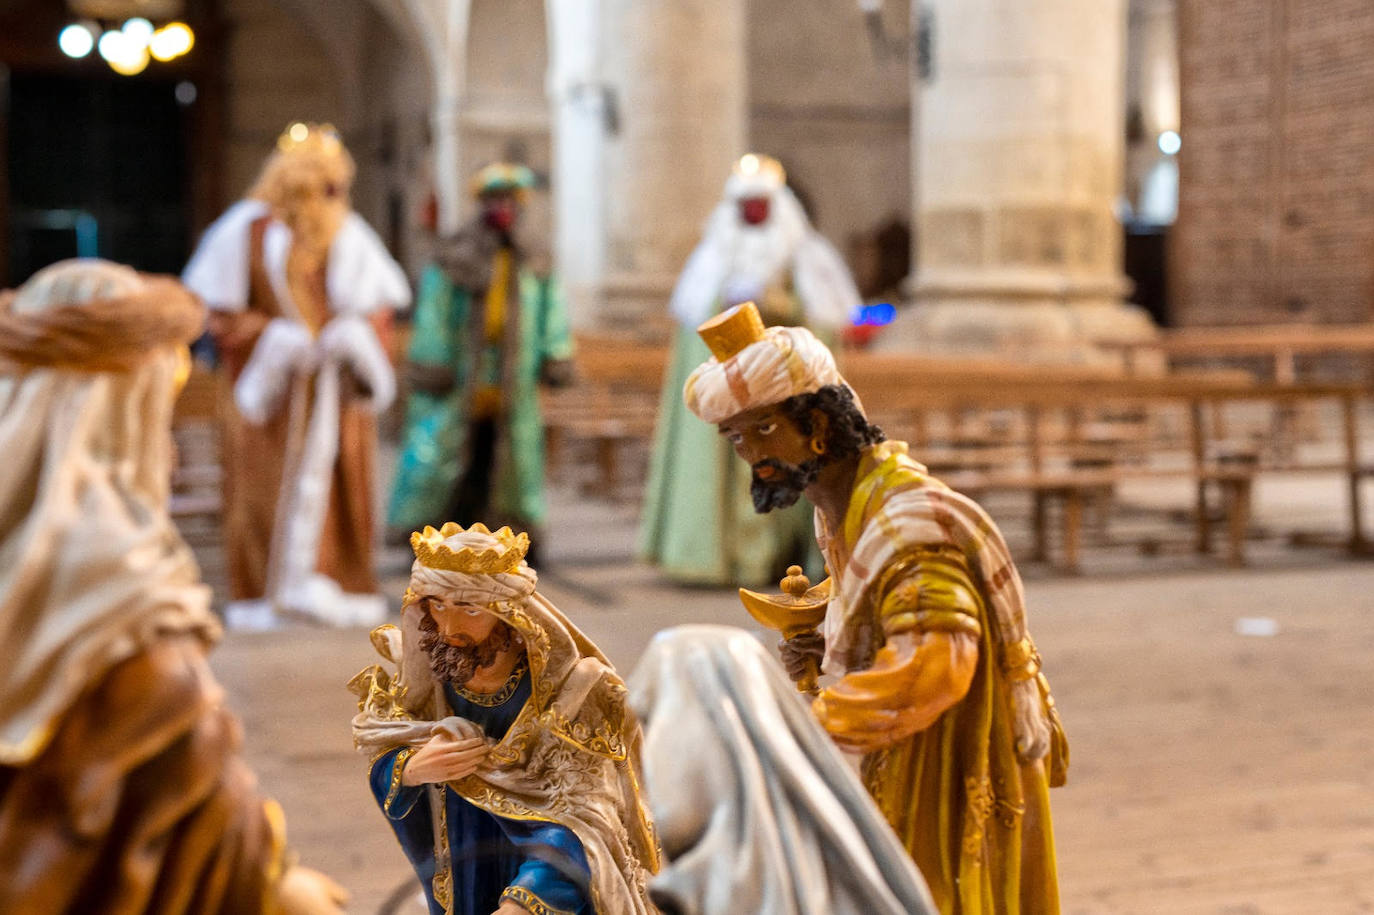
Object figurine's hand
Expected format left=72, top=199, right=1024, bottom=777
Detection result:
left=275, top=864, right=349, bottom=915
left=491, top=901, right=530, bottom=915
left=777, top=631, right=825, bottom=683
left=812, top=629, right=978, bottom=754
left=401, top=734, right=490, bottom=786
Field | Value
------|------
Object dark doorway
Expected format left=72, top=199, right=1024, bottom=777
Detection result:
left=6, top=71, right=189, bottom=285
left=1124, top=223, right=1171, bottom=328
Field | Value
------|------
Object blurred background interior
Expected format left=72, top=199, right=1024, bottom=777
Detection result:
left=3, top=1, right=1374, bottom=911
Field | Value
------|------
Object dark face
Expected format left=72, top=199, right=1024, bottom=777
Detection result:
left=415, top=595, right=518, bottom=684
left=738, top=195, right=771, bottom=226
left=480, top=191, right=521, bottom=233
left=719, top=404, right=823, bottom=512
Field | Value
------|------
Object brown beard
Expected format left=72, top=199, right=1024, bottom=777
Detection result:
left=418, top=611, right=518, bottom=684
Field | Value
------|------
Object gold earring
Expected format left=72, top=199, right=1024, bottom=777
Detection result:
left=810, top=435, right=827, bottom=456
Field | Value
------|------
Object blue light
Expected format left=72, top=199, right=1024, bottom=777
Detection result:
left=851, top=303, right=897, bottom=327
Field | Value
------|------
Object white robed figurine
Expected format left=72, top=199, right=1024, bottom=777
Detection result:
left=629, top=625, right=937, bottom=915
left=640, top=153, right=861, bottom=586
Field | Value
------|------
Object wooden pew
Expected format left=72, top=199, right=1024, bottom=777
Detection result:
left=1110, top=324, right=1374, bottom=384
left=542, top=335, right=668, bottom=499
left=842, top=351, right=1366, bottom=571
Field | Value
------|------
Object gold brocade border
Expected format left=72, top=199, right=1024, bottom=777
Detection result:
left=451, top=779, right=559, bottom=826
left=452, top=658, right=528, bottom=707
left=962, top=775, right=995, bottom=860
left=432, top=785, right=453, bottom=914
left=540, top=707, right=629, bottom=762
left=501, top=885, right=576, bottom=915
left=384, top=747, right=417, bottom=816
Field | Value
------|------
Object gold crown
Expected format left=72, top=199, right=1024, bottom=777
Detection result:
left=276, top=121, right=344, bottom=156
left=698, top=301, right=767, bottom=361
left=410, top=522, right=530, bottom=574
left=733, top=153, right=786, bottom=187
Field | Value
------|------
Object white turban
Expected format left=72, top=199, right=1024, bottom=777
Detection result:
left=405, top=528, right=539, bottom=606
left=683, top=324, right=843, bottom=424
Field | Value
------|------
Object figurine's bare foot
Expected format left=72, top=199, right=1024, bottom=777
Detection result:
left=276, top=865, right=349, bottom=915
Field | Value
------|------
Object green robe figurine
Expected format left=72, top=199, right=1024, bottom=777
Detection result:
left=389, top=170, right=571, bottom=545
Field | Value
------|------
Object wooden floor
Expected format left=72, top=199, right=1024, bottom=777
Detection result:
left=207, top=539, right=1374, bottom=914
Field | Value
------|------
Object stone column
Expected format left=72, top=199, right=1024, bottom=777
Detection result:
left=596, top=0, right=747, bottom=333
left=891, top=0, right=1155, bottom=360
left=547, top=0, right=609, bottom=329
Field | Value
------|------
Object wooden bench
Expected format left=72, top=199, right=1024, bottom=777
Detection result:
left=1109, top=323, right=1374, bottom=384
left=842, top=351, right=1366, bottom=572
left=542, top=335, right=668, bottom=499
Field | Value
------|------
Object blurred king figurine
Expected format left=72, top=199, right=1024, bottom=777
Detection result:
left=388, top=164, right=572, bottom=560
left=684, top=301, right=1070, bottom=914
left=350, top=522, right=658, bottom=915
left=183, top=122, right=411, bottom=626
left=0, top=259, right=344, bottom=913
left=641, top=153, right=860, bottom=585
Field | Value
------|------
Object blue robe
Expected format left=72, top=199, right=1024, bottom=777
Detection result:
left=369, top=669, right=592, bottom=915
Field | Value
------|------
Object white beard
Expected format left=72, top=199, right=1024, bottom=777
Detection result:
left=669, top=185, right=857, bottom=329
left=710, top=187, right=808, bottom=301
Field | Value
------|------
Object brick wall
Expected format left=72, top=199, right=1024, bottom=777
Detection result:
left=1175, top=0, right=1374, bottom=325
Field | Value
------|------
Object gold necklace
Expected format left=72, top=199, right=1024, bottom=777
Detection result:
left=452, top=657, right=528, bottom=708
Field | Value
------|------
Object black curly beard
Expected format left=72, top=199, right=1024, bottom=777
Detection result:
left=750, top=457, right=822, bottom=513
left=417, top=611, right=518, bottom=685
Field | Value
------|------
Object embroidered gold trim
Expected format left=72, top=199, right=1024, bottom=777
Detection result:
left=501, top=885, right=577, bottom=915
left=1002, top=637, right=1042, bottom=682
left=348, top=663, right=412, bottom=720
left=541, top=705, right=629, bottom=761
left=963, top=775, right=995, bottom=859
left=433, top=785, right=453, bottom=912
left=452, top=658, right=528, bottom=707
left=384, top=747, right=417, bottom=816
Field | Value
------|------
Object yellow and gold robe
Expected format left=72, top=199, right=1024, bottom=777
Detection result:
left=815, top=441, right=1068, bottom=914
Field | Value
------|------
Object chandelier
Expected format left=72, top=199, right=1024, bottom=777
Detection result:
left=59, top=0, right=194, bottom=76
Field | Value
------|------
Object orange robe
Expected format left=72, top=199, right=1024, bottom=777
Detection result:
left=0, top=635, right=285, bottom=913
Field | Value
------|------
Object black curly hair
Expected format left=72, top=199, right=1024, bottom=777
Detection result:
left=777, top=384, right=885, bottom=462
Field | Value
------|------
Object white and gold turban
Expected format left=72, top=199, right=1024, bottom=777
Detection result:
left=404, top=522, right=539, bottom=607
left=683, top=301, right=844, bottom=424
